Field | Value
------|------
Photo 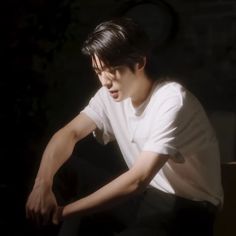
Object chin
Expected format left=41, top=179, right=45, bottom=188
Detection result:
left=112, top=92, right=127, bottom=102
left=113, top=97, right=122, bottom=102
left=114, top=95, right=125, bottom=102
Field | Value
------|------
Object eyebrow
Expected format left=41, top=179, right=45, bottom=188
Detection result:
left=91, top=55, right=121, bottom=72
left=92, top=66, right=120, bottom=74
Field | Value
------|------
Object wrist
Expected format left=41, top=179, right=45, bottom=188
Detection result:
left=62, top=203, right=76, bottom=219
left=34, top=176, right=53, bottom=189
left=62, top=204, right=69, bottom=218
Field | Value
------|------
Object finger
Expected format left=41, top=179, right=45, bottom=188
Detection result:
left=25, top=197, right=37, bottom=221
left=39, top=207, right=51, bottom=226
left=26, top=203, right=38, bottom=224
left=42, top=210, right=51, bottom=226
left=25, top=202, right=32, bottom=219
left=52, top=209, right=59, bottom=225
left=35, top=210, right=43, bottom=227
left=26, top=204, right=34, bottom=221
left=52, top=206, right=63, bottom=225
left=42, top=205, right=56, bottom=226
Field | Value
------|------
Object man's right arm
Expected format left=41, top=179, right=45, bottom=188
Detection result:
left=26, top=113, right=96, bottom=225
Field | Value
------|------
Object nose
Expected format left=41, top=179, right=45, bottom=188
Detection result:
left=100, top=73, right=112, bottom=88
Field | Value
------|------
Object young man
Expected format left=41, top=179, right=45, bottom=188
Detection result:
left=26, top=18, right=223, bottom=235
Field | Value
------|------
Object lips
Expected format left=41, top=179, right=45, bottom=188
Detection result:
left=109, top=90, right=119, bottom=99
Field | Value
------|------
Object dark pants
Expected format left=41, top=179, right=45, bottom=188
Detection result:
left=54, top=156, right=217, bottom=236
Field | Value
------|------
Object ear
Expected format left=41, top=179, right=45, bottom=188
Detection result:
left=137, top=56, right=146, bottom=71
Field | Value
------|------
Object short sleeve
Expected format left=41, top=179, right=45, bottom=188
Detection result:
left=81, top=88, right=115, bottom=145
left=142, top=94, right=185, bottom=162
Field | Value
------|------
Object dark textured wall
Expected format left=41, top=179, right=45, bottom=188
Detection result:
left=1, top=0, right=235, bottom=235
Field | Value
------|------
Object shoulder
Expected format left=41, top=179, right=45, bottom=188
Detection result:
left=154, top=81, right=186, bottom=98
left=150, top=81, right=187, bottom=110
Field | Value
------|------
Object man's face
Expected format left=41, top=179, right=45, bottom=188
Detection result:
left=92, top=54, right=138, bottom=102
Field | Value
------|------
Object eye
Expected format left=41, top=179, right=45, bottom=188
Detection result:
left=108, top=68, right=116, bottom=74
left=108, top=66, right=121, bottom=75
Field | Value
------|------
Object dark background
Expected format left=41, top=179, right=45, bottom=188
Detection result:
left=1, top=0, right=235, bottom=235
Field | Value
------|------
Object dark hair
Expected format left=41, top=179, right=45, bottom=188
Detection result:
left=82, top=17, right=153, bottom=75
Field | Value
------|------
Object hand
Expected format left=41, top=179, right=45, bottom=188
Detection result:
left=26, top=179, right=58, bottom=226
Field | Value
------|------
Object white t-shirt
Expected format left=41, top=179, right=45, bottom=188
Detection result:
left=81, top=81, right=223, bottom=206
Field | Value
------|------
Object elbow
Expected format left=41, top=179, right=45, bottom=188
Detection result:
left=135, top=179, right=149, bottom=194
left=53, top=126, right=78, bottom=144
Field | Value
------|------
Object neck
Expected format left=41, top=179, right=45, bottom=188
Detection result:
left=131, top=74, right=155, bottom=108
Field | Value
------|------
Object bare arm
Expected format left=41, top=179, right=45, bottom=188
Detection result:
left=61, top=151, right=169, bottom=220
left=26, top=113, right=96, bottom=225
left=36, top=113, right=96, bottom=185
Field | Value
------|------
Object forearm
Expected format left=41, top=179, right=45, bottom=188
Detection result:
left=35, top=127, right=78, bottom=186
left=62, top=169, right=145, bottom=218
left=61, top=151, right=169, bottom=220
left=34, top=114, right=96, bottom=187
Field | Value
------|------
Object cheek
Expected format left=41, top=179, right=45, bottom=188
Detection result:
left=115, top=71, right=133, bottom=88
